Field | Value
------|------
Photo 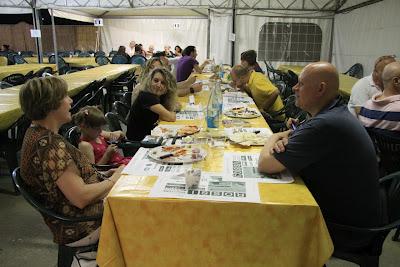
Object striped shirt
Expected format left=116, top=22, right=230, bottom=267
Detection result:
left=359, top=93, right=400, bottom=132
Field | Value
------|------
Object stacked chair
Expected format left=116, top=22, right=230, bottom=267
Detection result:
left=343, top=63, right=364, bottom=79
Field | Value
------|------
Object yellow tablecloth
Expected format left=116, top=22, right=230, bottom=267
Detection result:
left=0, top=64, right=138, bottom=132
left=277, top=64, right=359, bottom=97
left=24, top=56, right=99, bottom=67
left=97, top=77, right=333, bottom=267
left=0, top=64, right=56, bottom=80
left=0, top=56, right=7, bottom=66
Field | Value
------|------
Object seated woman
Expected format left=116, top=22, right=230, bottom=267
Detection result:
left=115, top=45, right=130, bottom=63
left=73, top=106, right=131, bottom=166
left=19, top=76, right=123, bottom=246
left=134, top=57, right=202, bottom=100
left=127, top=67, right=177, bottom=141
left=174, top=45, right=182, bottom=57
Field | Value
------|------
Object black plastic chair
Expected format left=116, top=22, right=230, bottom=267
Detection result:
left=94, top=51, right=106, bottom=57
left=111, top=55, right=129, bottom=64
left=34, top=67, right=53, bottom=78
left=12, top=167, right=101, bottom=267
left=6, top=52, right=18, bottom=65
left=343, top=63, right=364, bottom=79
left=49, top=55, right=70, bottom=75
left=24, top=70, right=35, bottom=81
left=70, top=93, right=92, bottom=115
left=78, top=52, right=91, bottom=57
left=105, top=112, right=123, bottom=131
left=112, top=101, right=130, bottom=124
left=87, top=87, right=106, bottom=111
left=2, top=73, right=26, bottom=86
left=95, top=55, right=110, bottom=66
left=20, top=51, right=34, bottom=57
left=0, top=81, right=13, bottom=89
left=122, top=91, right=132, bottom=107
left=105, top=71, right=136, bottom=111
left=109, top=50, right=117, bottom=57
left=0, top=115, right=31, bottom=194
left=326, top=170, right=400, bottom=267
left=13, top=54, right=27, bottom=64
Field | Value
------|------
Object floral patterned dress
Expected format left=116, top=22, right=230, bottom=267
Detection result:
left=20, top=125, right=104, bottom=245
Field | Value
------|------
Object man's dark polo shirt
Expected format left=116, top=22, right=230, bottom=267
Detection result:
left=274, top=97, right=385, bottom=227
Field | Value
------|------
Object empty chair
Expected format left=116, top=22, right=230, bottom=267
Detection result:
left=70, top=93, right=92, bottom=115
left=105, top=112, right=123, bottom=131
left=86, top=87, right=106, bottom=110
left=24, top=70, right=35, bottom=81
left=20, top=51, right=34, bottom=57
left=94, top=51, right=106, bottom=57
left=6, top=52, right=18, bottom=65
left=326, top=170, right=400, bottom=267
left=33, top=67, right=53, bottom=78
left=49, top=55, right=70, bottom=75
left=111, top=55, right=129, bottom=64
left=0, top=81, right=13, bottom=89
left=343, top=63, right=364, bottom=79
left=78, top=51, right=91, bottom=57
left=109, top=50, right=117, bottom=57
left=95, top=55, right=110, bottom=66
left=13, top=54, right=27, bottom=64
left=2, top=73, right=26, bottom=86
left=112, top=101, right=130, bottom=124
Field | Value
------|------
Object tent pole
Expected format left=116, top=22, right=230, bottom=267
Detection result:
left=31, top=0, right=43, bottom=63
left=50, top=9, right=59, bottom=74
left=329, top=17, right=334, bottom=63
left=207, top=9, right=211, bottom=59
left=231, top=0, right=236, bottom=66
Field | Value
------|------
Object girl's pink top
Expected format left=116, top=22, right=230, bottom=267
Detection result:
left=81, top=135, right=131, bottom=165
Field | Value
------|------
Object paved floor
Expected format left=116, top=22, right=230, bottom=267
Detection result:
left=0, top=159, right=399, bottom=267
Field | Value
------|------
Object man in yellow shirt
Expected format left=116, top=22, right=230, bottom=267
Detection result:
left=231, top=65, right=285, bottom=122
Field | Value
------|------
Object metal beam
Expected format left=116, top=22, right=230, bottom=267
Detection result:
left=336, top=0, right=383, bottom=14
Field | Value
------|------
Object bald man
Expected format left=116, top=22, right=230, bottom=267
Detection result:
left=348, top=55, right=396, bottom=116
left=259, top=62, right=384, bottom=249
left=359, top=61, right=400, bottom=132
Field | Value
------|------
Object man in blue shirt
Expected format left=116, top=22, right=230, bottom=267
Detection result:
left=258, top=62, right=385, bottom=250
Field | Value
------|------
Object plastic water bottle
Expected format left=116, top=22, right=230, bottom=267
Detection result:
left=206, top=85, right=220, bottom=129
left=215, top=80, right=223, bottom=112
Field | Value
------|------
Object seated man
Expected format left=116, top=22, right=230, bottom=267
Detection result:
left=359, top=61, right=400, bottom=132
left=240, top=50, right=264, bottom=74
left=131, top=44, right=147, bottom=67
left=176, top=46, right=210, bottom=82
left=258, top=62, right=385, bottom=249
left=348, top=55, right=395, bottom=116
left=230, top=65, right=285, bottom=122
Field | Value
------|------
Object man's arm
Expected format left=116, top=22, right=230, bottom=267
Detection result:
left=261, top=88, right=279, bottom=111
left=258, top=131, right=290, bottom=174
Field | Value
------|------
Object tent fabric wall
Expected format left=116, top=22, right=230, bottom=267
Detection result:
left=332, top=0, right=400, bottom=74
left=100, top=18, right=208, bottom=61
left=0, top=23, right=96, bottom=53
left=235, top=15, right=333, bottom=69
left=209, top=10, right=232, bottom=65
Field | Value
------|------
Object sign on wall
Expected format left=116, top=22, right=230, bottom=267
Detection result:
left=94, top=18, right=103, bottom=27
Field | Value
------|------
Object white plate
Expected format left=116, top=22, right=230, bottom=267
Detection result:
left=148, top=145, right=207, bottom=164
left=224, top=107, right=261, bottom=119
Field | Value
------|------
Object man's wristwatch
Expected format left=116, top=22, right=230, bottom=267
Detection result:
left=190, top=87, right=195, bottom=94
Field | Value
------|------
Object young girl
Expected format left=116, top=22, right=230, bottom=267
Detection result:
left=127, top=67, right=178, bottom=141
left=73, top=106, right=131, bottom=165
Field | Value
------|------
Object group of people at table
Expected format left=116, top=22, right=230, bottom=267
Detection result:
left=15, top=42, right=400, bottom=263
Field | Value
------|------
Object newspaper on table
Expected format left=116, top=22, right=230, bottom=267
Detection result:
left=222, top=92, right=255, bottom=108
left=122, top=147, right=192, bottom=176
left=223, top=152, right=294, bottom=183
left=149, top=172, right=261, bottom=203
left=176, top=110, right=204, bottom=120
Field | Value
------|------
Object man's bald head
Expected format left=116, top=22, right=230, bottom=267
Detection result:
left=382, top=61, right=400, bottom=93
left=293, top=62, right=339, bottom=116
left=231, top=64, right=251, bottom=89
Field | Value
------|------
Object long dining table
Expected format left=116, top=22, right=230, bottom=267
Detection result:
left=277, top=64, right=359, bottom=98
left=24, top=56, right=102, bottom=67
left=0, top=64, right=138, bottom=132
left=96, top=74, right=334, bottom=267
left=0, top=63, right=57, bottom=80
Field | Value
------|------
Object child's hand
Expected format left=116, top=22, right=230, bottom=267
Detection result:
left=105, top=144, right=118, bottom=156
left=109, top=131, right=125, bottom=141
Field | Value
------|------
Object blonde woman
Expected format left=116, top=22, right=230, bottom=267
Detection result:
left=135, top=57, right=202, bottom=101
left=127, top=67, right=178, bottom=141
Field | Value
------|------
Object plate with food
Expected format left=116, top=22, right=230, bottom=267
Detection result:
left=224, top=107, right=261, bottom=119
left=148, top=145, right=207, bottom=164
left=151, top=125, right=200, bottom=138
left=227, top=129, right=271, bottom=146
